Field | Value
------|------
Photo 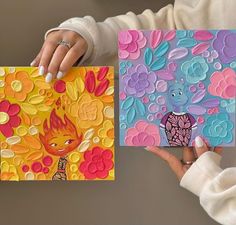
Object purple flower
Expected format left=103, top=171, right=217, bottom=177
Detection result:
left=213, top=30, right=236, bottom=64
left=123, top=64, right=157, bottom=97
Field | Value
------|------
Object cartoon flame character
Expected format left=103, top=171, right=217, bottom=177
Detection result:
left=39, top=109, right=82, bottom=180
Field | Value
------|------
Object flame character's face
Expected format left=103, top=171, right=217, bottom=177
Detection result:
left=39, top=109, right=82, bottom=157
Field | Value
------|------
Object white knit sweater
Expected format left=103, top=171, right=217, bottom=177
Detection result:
left=46, top=0, right=236, bottom=224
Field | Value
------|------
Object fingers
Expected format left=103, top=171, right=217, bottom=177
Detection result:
left=146, top=146, right=184, bottom=180
left=39, top=40, right=59, bottom=76
left=46, top=45, right=69, bottom=82
left=213, top=147, right=223, bottom=155
left=194, top=136, right=209, bottom=157
left=57, top=40, right=87, bottom=79
left=182, top=147, right=195, bottom=162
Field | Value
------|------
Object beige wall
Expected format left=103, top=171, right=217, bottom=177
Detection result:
left=0, top=1, right=235, bottom=225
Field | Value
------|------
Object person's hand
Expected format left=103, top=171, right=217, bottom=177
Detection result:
left=31, top=30, right=88, bottom=82
left=146, top=136, right=223, bottom=180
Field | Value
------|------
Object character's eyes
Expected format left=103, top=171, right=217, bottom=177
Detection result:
left=171, top=93, right=176, bottom=97
left=65, top=139, right=73, bottom=145
left=50, top=143, right=57, bottom=147
left=179, top=91, right=183, bottom=95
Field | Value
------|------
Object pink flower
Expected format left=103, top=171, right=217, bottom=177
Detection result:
left=79, top=147, right=114, bottom=180
left=0, top=100, right=21, bottom=137
left=125, top=120, right=161, bottom=146
left=119, top=30, right=147, bottom=59
left=208, top=68, right=236, bottom=99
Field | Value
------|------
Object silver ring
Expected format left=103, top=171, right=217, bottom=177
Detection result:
left=57, top=40, right=72, bottom=49
left=181, top=159, right=196, bottom=165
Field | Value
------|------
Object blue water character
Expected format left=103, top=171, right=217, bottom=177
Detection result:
left=160, top=82, right=197, bottom=146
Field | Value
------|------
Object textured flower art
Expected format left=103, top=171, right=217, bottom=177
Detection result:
left=203, top=113, right=234, bottom=146
left=119, top=30, right=236, bottom=147
left=119, top=30, right=147, bottom=60
left=123, top=64, right=157, bottom=97
left=181, top=56, right=209, bottom=84
left=208, top=68, right=236, bottom=99
left=0, top=67, right=114, bottom=181
left=125, top=120, right=161, bottom=146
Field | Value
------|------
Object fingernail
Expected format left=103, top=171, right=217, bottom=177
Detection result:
left=30, top=60, right=36, bottom=67
left=39, top=66, right=45, bottom=75
left=57, top=71, right=64, bottom=79
left=145, top=146, right=156, bottom=151
left=195, top=136, right=204, bottom=148
left=45, top=73, right=53, bottom=83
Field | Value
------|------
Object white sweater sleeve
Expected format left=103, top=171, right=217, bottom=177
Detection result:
left=180, top=152, right=236, bottom=225
left=45, top=0, right=236, bottom=67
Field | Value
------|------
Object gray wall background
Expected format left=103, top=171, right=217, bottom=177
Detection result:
left=0, top=1, right=235, bottom=225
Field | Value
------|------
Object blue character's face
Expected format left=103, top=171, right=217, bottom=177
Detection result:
left=168, top=83, right=188, bottom=107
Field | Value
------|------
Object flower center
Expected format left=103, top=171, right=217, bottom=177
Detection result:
left=0, top=112, right=10, bottom=125
left=11, top=80, right=22, bottom=92
left=107, top=128, right=114, bottom=139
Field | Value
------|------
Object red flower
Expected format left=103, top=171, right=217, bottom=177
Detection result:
left=0, top=100, right=21, bottom=137
left=79, top=146, right=113, bottom=180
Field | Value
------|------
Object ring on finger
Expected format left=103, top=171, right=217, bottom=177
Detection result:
left=57, top=40, right=72, bottom=49
left=181, top=158, right=197, bottom=166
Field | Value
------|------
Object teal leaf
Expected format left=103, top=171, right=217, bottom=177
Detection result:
left=154, top=42, right=170, bottom=57
left=135, top=99, right=146, bottom=116
left=127, top=107, right=136, bottom=124
left=150, top=57, right=166, bottom=71
left=177, top=38, right=197, bottom=48
left=121, top=96, right=134, bottom=110
left=144, top=48, right=153, bottom=66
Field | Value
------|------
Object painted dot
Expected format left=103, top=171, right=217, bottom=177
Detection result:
left=156, top=112, right=163, bottom=120
left=202, top=51, right=210, bottom=58
left=120, top=115, right=126, bottom=121
left=230, top=61, right=236, bottom=68
left=70, top=164, right=78, bottom=173
left=93, top=136, right=100, bottom=144
left=42, top=167, right=49, bottom=174
left=197, top=116, right=205, bottom=124
left=127, top=61, right=132, bottom=67
left=220, top=100, right=228, bottom=108
left=120, top=62, right=126, bottom=68
left=207, top=109, right=213, bottom=115
left=198, top=82, right=205, bottom=89
left=69, top=152, right=80, bottom=163
left=156, top=96, right=165, bottom=105
left=211, top=50, right=219, bottom=59
left=29, top=126, right=38, bottom=135
left=54, top=80, right=66, bottom=93
left=104, top=106, right=114, bottom=119
left=168, top=62, right=177, bottom=72
left=22, top=165, right=29, bottom=173
left=25, top=172, right=35, bottom=180
left=120, top=123, right=127, bottom=129
left=142, top=96, right=149, bottom=104
left=148, top=103, right=159, bottom=113
left=37, top=172, right=46, bottom=180
left=147, top=114, right=154, bottom=121
left=189, top=85, right=197, bottom=93
left=119, top=92, right=126, bottom=100
left=71, top=173, right=79, bottom=180
left=16, top=126, right=28, bottom=136
left=214, top=62, right=222, bottom=70
left=119, top=68, right=126, bottom=75
left=31, top=162, right=43, bottom=173
left=207, top=57, right=214, bottom=63
left=42, top=156, right=53, bottom=167
left=0, top=80, right=5, bottom=87
left=149, top=94, right=156, bottom=101
left=161, top=106, right=167, bottom=112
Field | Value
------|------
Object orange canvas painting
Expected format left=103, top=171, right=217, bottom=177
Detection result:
left=0, top=67, right=114, bottom=181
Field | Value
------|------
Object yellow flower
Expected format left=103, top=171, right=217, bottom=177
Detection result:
left=98, top=120, right=114, bottom=147
left=4, top=71, right=34, bottom=101
left=69, top=93, right=104, bottom=129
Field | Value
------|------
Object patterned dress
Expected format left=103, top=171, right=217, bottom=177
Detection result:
left=160, top=112, right=197, bottom=146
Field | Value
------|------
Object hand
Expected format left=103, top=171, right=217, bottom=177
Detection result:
left=146, top=136, right=223, bottom=181
left=31, top=30, right=88, bottom=82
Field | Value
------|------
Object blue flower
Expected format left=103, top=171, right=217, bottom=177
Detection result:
left=181, top=56, right=209, bottom=84
left=203, top=113, right=234, bottom=146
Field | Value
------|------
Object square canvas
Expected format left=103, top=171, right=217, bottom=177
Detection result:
left=0, top=66, right=114, bottom=181
left=119, top=30, right=236, bottom=147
